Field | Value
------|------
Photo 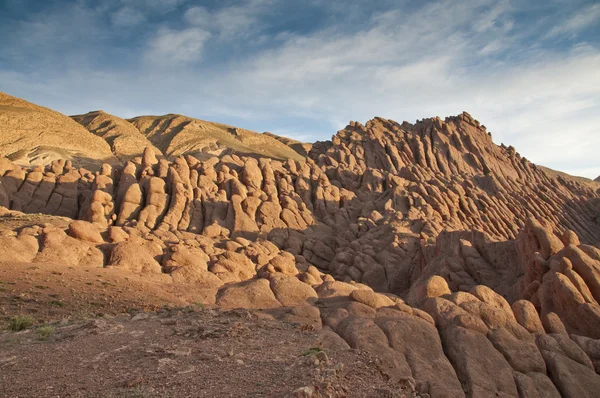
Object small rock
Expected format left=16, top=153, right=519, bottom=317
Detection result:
left=132, top=313, right=149, bottom=321
left=290, top=386, right=314, bottom=398
left=314, top=350, right=329, bottom=364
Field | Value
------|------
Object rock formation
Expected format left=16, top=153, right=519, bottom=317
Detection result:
left=2, top=103, right=600, bottom=397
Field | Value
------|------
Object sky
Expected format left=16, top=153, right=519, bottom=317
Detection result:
left=0, top=0, right=599, bottom=178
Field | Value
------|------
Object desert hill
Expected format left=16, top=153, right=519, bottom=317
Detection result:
left=2, top=98, right=600, bottom=396
left=71, top=110, right=163, bottom=161
left=0, top=92, right=116, bottom=168
left=127, top=114, right=306, bottom=162
left=0, top=92, right=306, bottom=171
left=263, top=131, right=313, bottom=157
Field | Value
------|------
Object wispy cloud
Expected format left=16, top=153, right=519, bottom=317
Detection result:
left=120, top=0, right=187, bottom=14
left=111, top=6, right=146, bottom=27
left=184, top=0, right=273, bottom=38
left=1, top=0, right=599, bottom=179
left=145, top=27, right=210, bottom=64
left=547, top=3, right=600, bottom=38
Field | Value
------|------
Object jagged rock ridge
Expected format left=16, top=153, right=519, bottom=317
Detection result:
left=2, top=107, right=600, bottom=397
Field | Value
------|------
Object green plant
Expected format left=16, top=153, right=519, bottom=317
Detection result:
left=7, top=315, right=34, bottom=331
left=301, top=347, right=324, bottom=357
left=37, top=325, right=54, bottom=340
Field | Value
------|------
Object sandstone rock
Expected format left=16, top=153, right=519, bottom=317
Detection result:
left=68, top=220, right=103, bottom=244
left=349, top=289, right=395, bottom=309
left=441, top=326, right=518, bottom=397
left=269, top=275, right=318, bottom=306
left=315, top=281, right=366, bottom=299
left=35, top=229, right=103, bottom=267
left=108, top=226, right=129, bottom=243
left=407, top=276, right=451, bottom=306
left=209, top=251, right=256, bottom=283
left=107, top=241, right=162, bottom=274
left=0, top=233, right=39, bottom=263
left=216, top=279, right=281, bottom=309
left=512, top=300, right=544, bottom=334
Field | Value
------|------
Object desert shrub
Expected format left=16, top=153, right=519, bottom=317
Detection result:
left=7, top=315, right=34, bottom=331
left=37, top=325, right=54, bottom=340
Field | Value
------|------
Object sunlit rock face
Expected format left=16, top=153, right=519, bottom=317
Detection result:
left=3, top=105, right=600, bottom=397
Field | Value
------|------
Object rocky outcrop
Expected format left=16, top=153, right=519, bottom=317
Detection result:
left=1, top=110, right=600, bottom=397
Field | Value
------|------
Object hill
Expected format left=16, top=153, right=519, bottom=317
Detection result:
left=0, top=92, right=115, bottom=168
left=0, top=93, right=307, bottom=170
left=71, top=110, right=163, bottom=161
left=127, top=114, right=306, bottom=162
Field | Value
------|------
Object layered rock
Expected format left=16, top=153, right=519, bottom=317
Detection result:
left=1, top=111, right=600, bottom=397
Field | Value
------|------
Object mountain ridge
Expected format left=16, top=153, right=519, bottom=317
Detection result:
left=1, top=93, right=600, bottom=396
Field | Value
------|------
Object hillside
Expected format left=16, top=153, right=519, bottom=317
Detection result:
left=263, top=131, right=313, bottom=157
left=71, top=110, right=163, bottom=161
left=127, top=114, right=306, bottom=162
left=0, top=92, right=115, bottom=168
left=1, top=103, right=600, bottom=396
left=0, top=93, right=307, bottom=171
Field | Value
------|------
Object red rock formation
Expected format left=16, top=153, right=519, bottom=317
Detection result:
left=2, top=112, right=600, bottom=397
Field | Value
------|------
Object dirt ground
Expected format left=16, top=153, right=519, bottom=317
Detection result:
left=0, top=259, right=203, bottom=329
left=0, top=307, right=416, bottom=398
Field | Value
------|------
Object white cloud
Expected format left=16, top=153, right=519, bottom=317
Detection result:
left=3, top=0, right=600, bottom=179
left=145, top=27, right=210, bottom=64
left=184, top=0, right=273, bottom=38
left=111, top=7, right=146, bottom=26
left=120, top=0, right=186, bottom=13
left=205, top=1, right=600, bottom=177
left=547, top=3, right=600, bottom=38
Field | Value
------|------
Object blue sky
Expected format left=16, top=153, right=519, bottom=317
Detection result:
left=1, top=0, right=599, bottom=178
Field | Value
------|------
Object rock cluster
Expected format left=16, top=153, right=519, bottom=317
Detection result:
left=2, top=111, right=600, bottom=397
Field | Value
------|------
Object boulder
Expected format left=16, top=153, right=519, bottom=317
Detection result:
left=68, top=220, right=103, bottom=244
left=107, top=241, right=162, bottom=274
left=216, top=279, right=281, bottom=309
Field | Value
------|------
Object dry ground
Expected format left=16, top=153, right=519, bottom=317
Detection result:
left=0, top=306, right=416, bottom=397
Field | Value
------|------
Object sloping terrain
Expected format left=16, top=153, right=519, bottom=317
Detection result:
left=128, top=114, right=306, bottom=162
left=263, top=131, right=313, bottom=157
left=0, top=92, right=115, bottom=169
left=0, top=93, right=306, bottom=172
left=71, top=111, right=163, bottom=161
left=1, top=110, right=600, bottom=396
left=539, top=165, right=600, bottom=190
